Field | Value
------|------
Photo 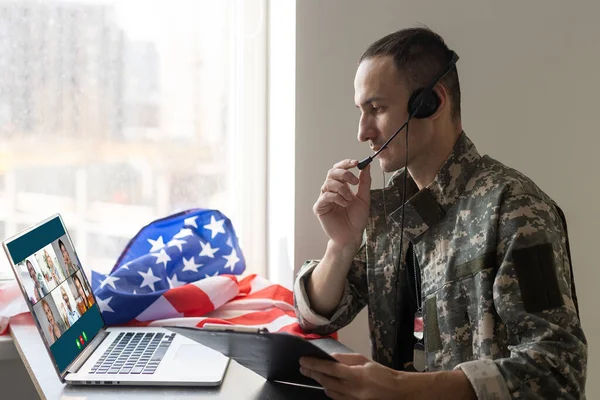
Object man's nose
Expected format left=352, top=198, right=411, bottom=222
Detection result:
left=357, top=113, right=377, bottom=143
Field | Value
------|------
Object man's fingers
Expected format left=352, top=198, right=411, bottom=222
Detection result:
left=356, top=163, right=371, bottom=201
left=326, top=168, right=360, bottom=186
left=321, top=180, right=355, bottom=202
left=331, top=353, right=369, bottom=366
left=332, top=159, right=359, bottom=170
left=299, top=357, right=350, bottom=379
left=315, top=192, right=349, bottom=211
left=300, top=368, right=349, bottom=393
left=323, top=388, right=347, bottom=400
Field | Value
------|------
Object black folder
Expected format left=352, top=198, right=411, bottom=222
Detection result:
left=166, top=325, right=338, bottom=388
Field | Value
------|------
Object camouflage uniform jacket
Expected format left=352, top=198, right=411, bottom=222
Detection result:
left=293, top=132, right=587, bottom=399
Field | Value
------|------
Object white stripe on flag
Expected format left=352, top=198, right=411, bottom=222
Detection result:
left=248, top=276, right=273, bottom=294
left=136, top=296, right=184, bottom=322
left=147, top=317, right=206, bottom=327
left=192, top=276, right=238, bottom=307
left=261, top=314, right=298, bottom=332
left=224, top=314, right=297, bottom=332
left=149, top=314, right=297, bottom=334
left=216, top=298, right=295, bottom=312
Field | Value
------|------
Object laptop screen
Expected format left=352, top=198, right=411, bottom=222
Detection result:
left=5, top=215, right=105, bottom=375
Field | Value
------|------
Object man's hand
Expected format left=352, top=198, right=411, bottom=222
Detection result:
left=299, top=353, right=477, bottom=400
left=313, top=160, right=371, bottom=251
left=300, top=353, right=400, bottom=399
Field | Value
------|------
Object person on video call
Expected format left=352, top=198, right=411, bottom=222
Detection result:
left=60, top=286, right=81, bottom=327
left=58, top=239, right=79, bottom=276
left=73, top=274, right=93, bottom=315
left=43, top=249, right=64, bottom=286
left=59, top=303, right=70, bottom=329
left=41, top=298, right=63, bottom=344
left=293, top=27, right=587, bottom=399
left=26, top=259, right=48, bottom=302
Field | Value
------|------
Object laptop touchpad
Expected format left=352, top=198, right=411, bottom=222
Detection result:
left=174, top=344, right=212, bottom=362
left=172, top=343, right=228, bottom=381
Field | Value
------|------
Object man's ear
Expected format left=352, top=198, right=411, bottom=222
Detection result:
left=430, top=84, right=449, bottom=120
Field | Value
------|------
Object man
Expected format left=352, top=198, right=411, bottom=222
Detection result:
left=293, top=27, right=587, bottom=399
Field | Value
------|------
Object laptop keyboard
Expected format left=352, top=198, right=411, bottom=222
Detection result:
left=90, top=332, right=175, bottom=375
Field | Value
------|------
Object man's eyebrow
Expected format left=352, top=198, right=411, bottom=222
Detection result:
left=356, top=96, right=385, bottom=108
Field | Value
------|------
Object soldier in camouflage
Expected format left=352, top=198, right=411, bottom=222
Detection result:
left=295, top=28, right=587, bottom=399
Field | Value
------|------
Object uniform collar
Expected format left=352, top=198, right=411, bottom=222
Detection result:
left=384, top=131, right=481, bottom=242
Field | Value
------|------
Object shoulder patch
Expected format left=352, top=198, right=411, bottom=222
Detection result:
left=512, top=242, right=563, bottom=313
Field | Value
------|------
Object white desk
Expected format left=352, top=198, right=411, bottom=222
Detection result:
left=8, top=313, right=351, bottom=399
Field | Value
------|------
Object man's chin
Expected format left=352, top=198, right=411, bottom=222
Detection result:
left=378, top=159, right=404, bottom=174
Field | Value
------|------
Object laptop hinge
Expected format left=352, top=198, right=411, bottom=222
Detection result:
left=67, top=329, right=110, bottom=374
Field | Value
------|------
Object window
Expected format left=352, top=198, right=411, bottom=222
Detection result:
left=0, top=0, right=267, bottom=279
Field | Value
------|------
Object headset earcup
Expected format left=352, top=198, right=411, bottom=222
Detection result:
left=408, top=89, right=440, bottom=119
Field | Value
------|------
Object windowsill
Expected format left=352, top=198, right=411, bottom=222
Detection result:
left=0, top=275, right=21, bottom=360
left=0, top=335, right=18, bottom=361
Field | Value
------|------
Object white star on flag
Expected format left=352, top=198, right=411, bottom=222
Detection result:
left=152, top=249, right=171, bottom=268
left=167, top=273, right=185, bottom=288
left=138, top=267, right=162, bottom=292
left=147, top=236, right=166, bottom=252
left=203, top=215, right=226, bottom=239
left=199, top=240, right=219, bottom=258
left=184, top=216, right=198, bottom=228
left=204, top=271, right=220, bottom=279
left=181, top=256, right=203, bottom=273
left=100, top=275, right=120, bottom=290
left=226, top=236, right=234, bottom=248
left=173, top=228, right=193, bottom=239
left=167, top=238, right=186, bottom=252
left=222, top=249, right=240, bottom=271
left=97, top=296, right=115, bottom=313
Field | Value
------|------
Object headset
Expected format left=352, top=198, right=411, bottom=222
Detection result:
left=357, top=50, right=459, bottom=170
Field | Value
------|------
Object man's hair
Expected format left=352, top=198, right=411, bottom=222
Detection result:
left=359, top=27, right=461, bottom=120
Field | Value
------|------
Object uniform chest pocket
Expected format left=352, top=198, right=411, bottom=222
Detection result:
left=424, top=279, right=474, bottom=349
left=423, top=277, right=480, bottom=372
left=424, top=294, right=443, bottom=352
left=423, top=253, right=498, bottom=366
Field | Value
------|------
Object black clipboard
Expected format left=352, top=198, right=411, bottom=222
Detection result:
left=165, top=325, right=338, bottom=388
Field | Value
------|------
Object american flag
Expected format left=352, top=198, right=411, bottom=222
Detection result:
left=91, top=209, right=330, bottom=339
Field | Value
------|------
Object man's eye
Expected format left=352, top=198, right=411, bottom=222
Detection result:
left=372, top=106, right=383, bottom=113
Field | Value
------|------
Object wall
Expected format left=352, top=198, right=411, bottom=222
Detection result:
left=295, top=0, right=599, bottom=396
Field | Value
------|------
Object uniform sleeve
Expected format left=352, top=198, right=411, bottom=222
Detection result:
left=293, top=242, right=368, bottom=335
left=456, top=194, right=588, bottom=399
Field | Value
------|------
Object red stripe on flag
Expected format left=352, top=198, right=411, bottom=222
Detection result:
left=236, top=274, right=256, bottom=297
left=220, top=308, right=290, bottom=326
left=195, top=318, right=237, bottom=328
left=243, top=284, right=294, bottom=305
left=163, top=284, right=215, bottom=317
left=220, top=274, right=239, bottom=284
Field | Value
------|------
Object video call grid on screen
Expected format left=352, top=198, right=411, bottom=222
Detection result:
left=16, top=233, right=96, bottom=346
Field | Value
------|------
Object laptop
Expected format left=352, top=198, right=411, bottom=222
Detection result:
left=3, top=213, right=230, bottom=386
